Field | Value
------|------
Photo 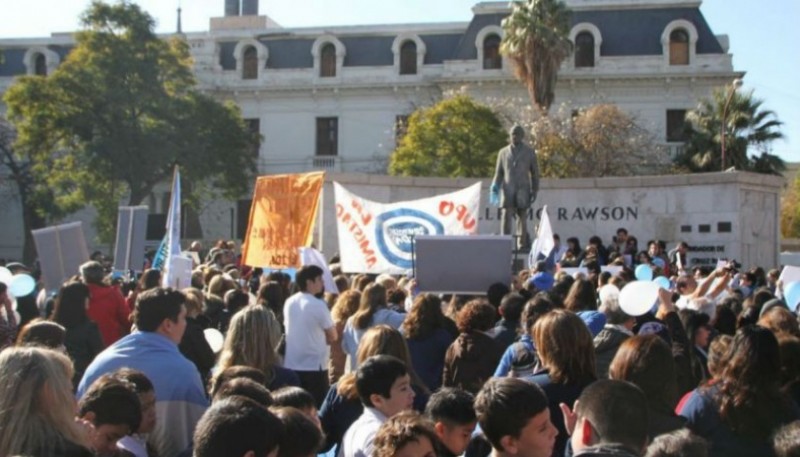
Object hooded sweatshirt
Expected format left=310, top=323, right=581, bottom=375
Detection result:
left=86, top=283, right=130, bottom=347
left=443, top=331, right=501, bottom=394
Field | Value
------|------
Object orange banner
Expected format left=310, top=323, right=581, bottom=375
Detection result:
left=241, top=171, right=325, bottom=268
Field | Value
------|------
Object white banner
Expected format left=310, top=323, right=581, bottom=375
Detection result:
left=334, top=182, right=481, bottom=274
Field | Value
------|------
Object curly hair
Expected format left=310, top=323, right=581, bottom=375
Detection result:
left=533, top=309, right=596, bottom=386
left=455, top=300, right=496, bottom=334
left=402, top=294, right=447, bottom=340
left=372, top=411, right=438, bottom=457
left=331, top=289, right=361, bottom=324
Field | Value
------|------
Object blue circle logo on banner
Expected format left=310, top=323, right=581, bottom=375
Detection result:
left=375, top=208, right=444, bottom=268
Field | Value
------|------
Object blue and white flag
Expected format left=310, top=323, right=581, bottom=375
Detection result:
left=161, top=166, right=182, bottom=287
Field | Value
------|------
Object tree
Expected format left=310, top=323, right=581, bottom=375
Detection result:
left=676, top=87, right=784, bottom=175
left=4, top=1, right=258, bottom=242
left=500, top=0, right=572, bottom=113
left=389, top=95, right=507, bottom=178
left=782, top=173, right=800, bottom=239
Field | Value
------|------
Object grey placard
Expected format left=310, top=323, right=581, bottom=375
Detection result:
left=414, top=235, right=513, bottom=294
left=32, top=222, right=90, bottom=291
left=113, top=206, right=149, bottom=272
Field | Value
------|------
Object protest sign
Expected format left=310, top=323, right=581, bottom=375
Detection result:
left=32, top=222, right=90, bottom=291
left=113, top=206, right=148, bottom=273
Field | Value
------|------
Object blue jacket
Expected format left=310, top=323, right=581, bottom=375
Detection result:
left=78, top=331, right=209, bottom=457
left=405, top=327, right=455, bottom=391
left=494, top=334, right=537, bottom=378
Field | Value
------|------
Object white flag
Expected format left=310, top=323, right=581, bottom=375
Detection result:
left=528, top=205, right=555, bottom=268
left=299, top=247, right=338, bottom=293
left=162, top=166, right=182, bottom=288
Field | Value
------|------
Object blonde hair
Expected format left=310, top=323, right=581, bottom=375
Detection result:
left=216, top=305, right=280, bottom=385
left=332, top=290, right=361, bottom=324
left=0, top=347, right=90, bottom=455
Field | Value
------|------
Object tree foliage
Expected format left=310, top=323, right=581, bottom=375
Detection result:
left=675, top=86, right=785, bottom=175
left=4, top=1, right=258, bottom=242
left=388, top=95, right=507, bottom=178
left=782, top=172, right=800, bottom=238
left=500, top=0, right=572, bottom=113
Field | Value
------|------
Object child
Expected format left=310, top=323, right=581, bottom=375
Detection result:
left=425, top=388, right=477, bottom=457
left=272, top=407, right=324, bottom=457
left=373, top=411, right=439, bottom=457
left=271, top=386, right=322, bottom=429
left=78, top=375, right=142, bottom=457
left=111, top=369, right=157, bottom=457
left=341, top=355, right=416, bottom=457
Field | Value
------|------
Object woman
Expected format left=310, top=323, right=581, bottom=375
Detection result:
left=563, top=279, right=598, bottom=313
left=0, top=346, right=93, bottom=456
left=319, top=325, right=429, bottom=456
left=257, top=281, right=286, bottom=328
left=524, top=309, right=596, bottom=457
left=342, top=283, right=405, bottom=370
left=126, top=269, right=161, bottom=311
left=179, top=287, right=216, bottom=387
left=494, top=294, right=554, bottom=378
left=678, top=326, right=800, bottom=457
left=559, top=237, right=582, bottom=268
left=402, top=293, right=456, bottom=391
left=329, top=289, right=361, bottom=384
left=680, top=309, right=712, bottom=382
left=51, top=282, right=104, bottom=388
left=443, top=300, right=502, bottom=394
left=609, top=335, right=686, bottom=439
left=215, top=305, right=300, bottom=391
left=758, top=306, right=800, bottom=339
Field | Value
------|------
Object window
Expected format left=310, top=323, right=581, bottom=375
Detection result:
left=666, top=110, right=688, bottom=142
left=395, top=115, right=409, bottom=142
left=483, top=34, right=502, bottom=70
left=34, top=53, right=47, bottom=76
left=316, top=117, right=338, bottom=156
left=669, top=29, right=689, bottom=65
left=399, top=41, right=417, bottom=75
left=245, top=118, right=261, bottom=157
left=320, top=43, right=337, bottom=77
left=574, top=32, right=595, bottom=68
left=242, top=46, right=258, bottom=79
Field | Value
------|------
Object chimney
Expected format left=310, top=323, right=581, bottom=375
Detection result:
left=241, top=0, right=258, bottom=15
left=224, top=0, right=240, bottom=16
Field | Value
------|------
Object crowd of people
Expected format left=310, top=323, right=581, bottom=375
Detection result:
left=0, top=231, right=799, bottom=457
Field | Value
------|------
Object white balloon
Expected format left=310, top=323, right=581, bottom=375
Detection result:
left=204, top=328, right=224, bottom=354
left=0, top=267, right=12, bottom=285
left=9, top=274, right=36, bottom=297
left=619, top=280, right=660, bottom=317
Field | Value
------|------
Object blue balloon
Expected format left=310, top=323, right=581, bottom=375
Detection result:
left=653, top=276, right=671, bottom=290
left=635, top=264, right=653, bottom=282
left=784, top=281, right=800, bottom=310
left=652, top=257, right=666, bottom=269
left=8, top=274, right=35, bottom=297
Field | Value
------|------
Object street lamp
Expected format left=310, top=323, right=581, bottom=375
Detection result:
left=720, top=78, right=743, bottom=170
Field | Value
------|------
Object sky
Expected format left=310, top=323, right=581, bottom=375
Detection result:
left=1, top=0, right=797, bottom=162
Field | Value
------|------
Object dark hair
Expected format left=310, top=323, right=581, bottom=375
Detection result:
left=271, top=386, right=316, bottom=411
left=373, top=411, right=438, bottom=457
left=213, top=377, right=273, bottom=407
left=257, top=281, right=285, bottom=315
left=499, top=293, right=525, bottom=323
left=402, top=294, right=450, bottom=340
left=296, top=265, right=323, bottom=292
left=737, top=305, right=760, bottom=329
left=109, top=368, right=154, bottom=394
left=139, top=269, right=161, bottom=291
left=644, top=429, right=708, bottom=457
left=273, top=407, right=324, bottom=457
left=78, top=376, right=142, bottom=433
left=778, top=336, right=800, bottom=396
left=521, top=294, right=555, bottom=335
left=713, top=304, right=737, bottom=336
left=133, top=288, right=185, bottom=332
left=575, top=380, right=648, bottom=452
left=194, top=397, right=283, bottom=457
left=773, top=421, right=800, bottom=457
left=609, top=335, right=678, bottom=416
left=209, top=365, right=268, bottom=399
left=486, top=283, right=510, bottom=310
left=224, top=289, right=249, bottom=315
left=564, top=279, right=598, bottom=312
left=15, top=319, right=65, bottom=349
left=355, top=355, right=408, bottom=408
left=456, top=300, right=496, bottom=334
left=51, top=282, right=91, bottom=329
left=474, top=377, right=549, bottom=451
left=566, top=237, right=582, bottom=256
left=424, top=387, right=476, bottom=426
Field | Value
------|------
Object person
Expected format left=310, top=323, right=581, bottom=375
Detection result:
left=0, top=346, right=93, bottom=456
left=402, top=293, right=456, bottom=391
left=678, top=326, right=800, bottom=457
left=343, top=283, right=406, bottom=370
left=773, top=421, right=800, bottom=457
left=330, top=290, right=362, bottom=384
left=78, top=288, right=209, bottom=457
left=216, top=305, right=300, bottom=391
left=0, top=281, right=17, bottom=350
left=525, top=309, right=596, bottom=457
left=490, top=293, right=525, bottom=351
left=340, top=355, right=416, bottom=457
left=271, top=386, right=322, bottom=429
left=283, top=265, right=337, bottom=407
left=474, top=377, right=558, bottom=457
left=668, top=242, right=689, bottom=274
left=490, top=124, right=540, bottom=250
left=193, top=397, right=283, bottom=457
left=272, top=407, right=325, bottom=457
left=77, top=375, right=142, bottom=456
left=209, top=365, right=268, bottom=399
left=112, top=369, right=158, bottom=457
left=373, top=411, right=439, bottom=457
left=594, top=297, right=634, bottom=379
left=15, top=318, right=66, bottom=349
left=52, top=281, right=105, bottom=388
left=443, top=300, right=503, bottom=394
left=493, top=295, right=553, bottom=378
left=178, top=287, right=216, bottom=387
left=80, top=260, right=130, bottom=347
left=212, top=377, right=274, bottom=407
left=560, top=380, right=649, bottom=457
left=644, top=429, right=708, bottom=457
left=220, top=289, right=249, bottom=334
left=425, top=388, right=477, bottom=457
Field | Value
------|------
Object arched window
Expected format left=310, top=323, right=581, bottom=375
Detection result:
left=483, top=34, right=502, bottom=70
left=320, top=43, right=337, bottom=77
left=34, top=53, right=47, bottom=76
left=399, top=41, right=417, bottom=75
left=574, top=32, right=595, bottom=68
left=669, top=29, right=689, bottom=65
left=242, top=46, right=258, bottom=79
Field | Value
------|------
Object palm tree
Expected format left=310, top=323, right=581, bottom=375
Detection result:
left=677, top=87, right=785, bottom=175
left=500, top=0, right=572, bottom=113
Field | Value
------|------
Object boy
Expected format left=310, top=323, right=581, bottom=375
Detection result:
left=78, top=375, right=142, bottom=456
left=271, top=386, right=322, bottom=429
left=111, top=369, right=157, bottom=457
left=340, top=355, right=416, bottom=457
left=194, top=396, right=283, bottom=457
left=373, top=411, right=439, bottom=457
left=473, top=377, right=557, bottom=457
left=425, top=387, right=477, bottom=457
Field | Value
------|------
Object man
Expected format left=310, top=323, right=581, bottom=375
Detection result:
left=283, top=265, right=337, bottom=406
left=80, top=260, right=130, bottom=347
left=78, top=376, right=142, bottom=457
left=490, top=125, right=540, bottom=250
left=193, top=397, right=284, bottom=457
left=78, top=288, right=208, bottom=457
left=594, top=297, right=635, bottom=379
left=668, top=241, right=689, bottom=273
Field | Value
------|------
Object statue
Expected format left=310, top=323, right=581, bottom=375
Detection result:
left=490, top=125, right=540, bottom=250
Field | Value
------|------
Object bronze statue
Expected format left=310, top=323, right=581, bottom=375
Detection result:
left=490, top=125, right=540, bottom=250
